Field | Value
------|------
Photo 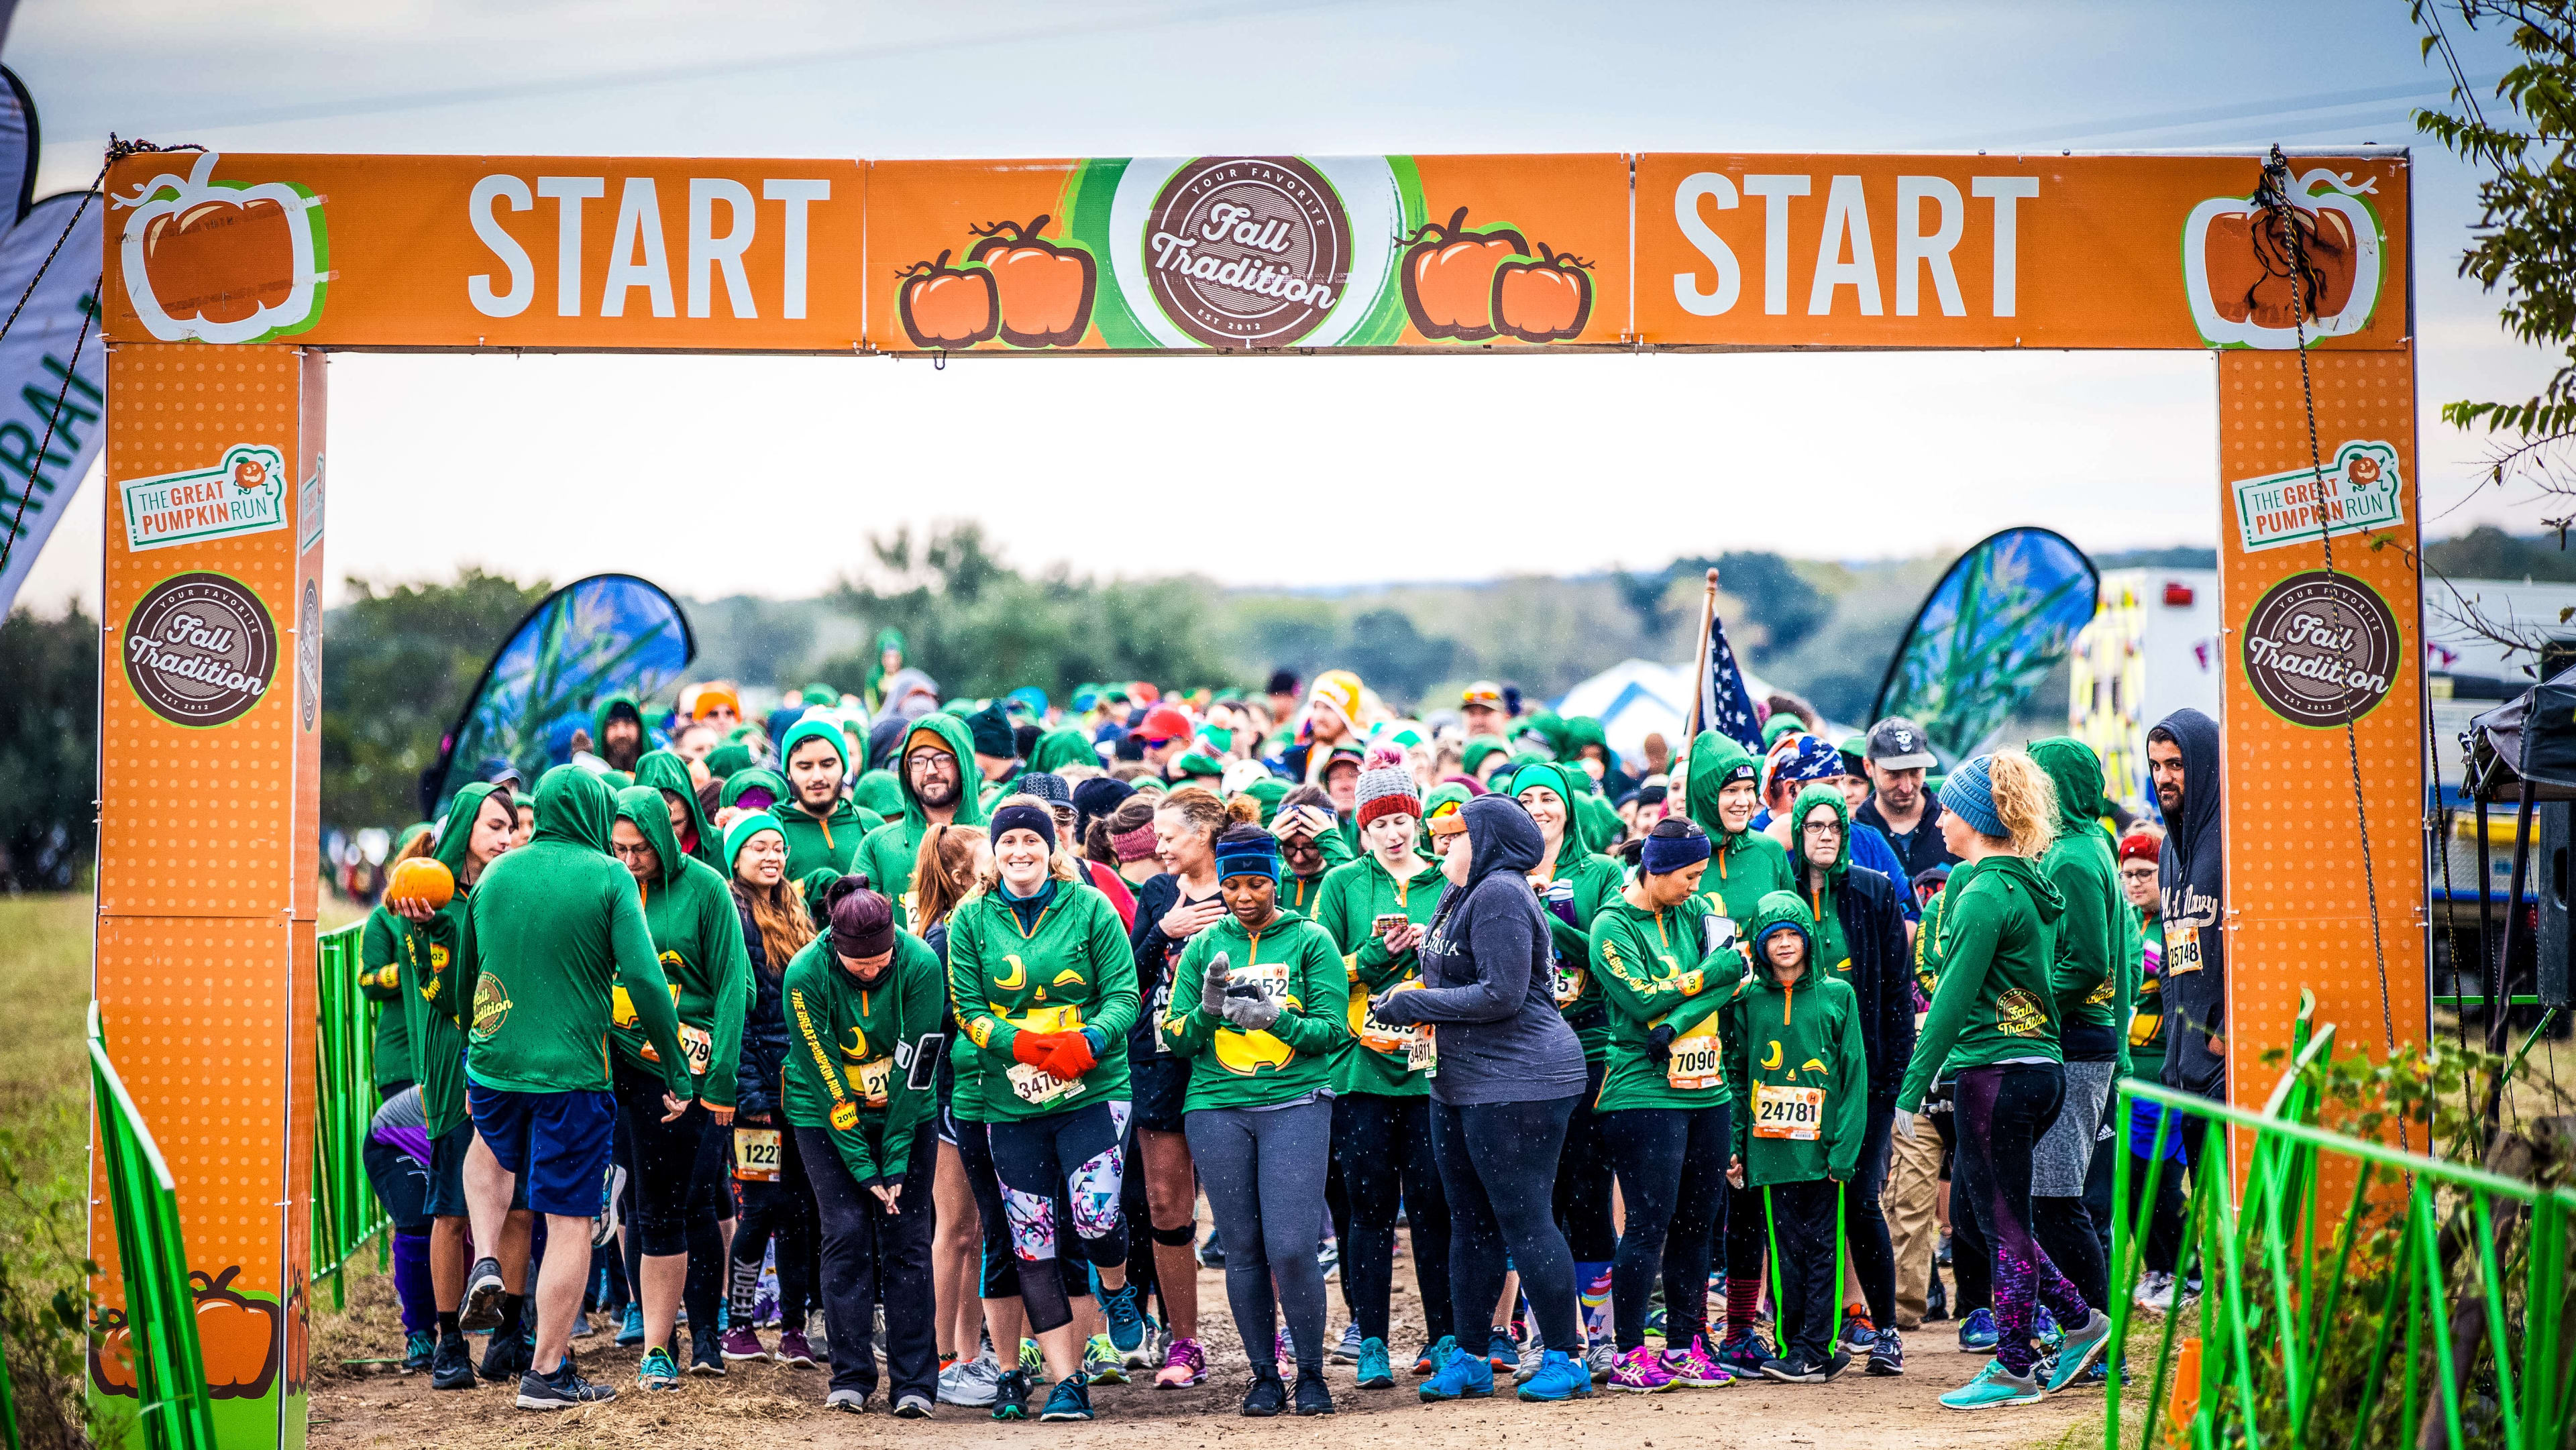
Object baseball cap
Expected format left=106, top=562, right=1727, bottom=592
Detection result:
left=1461, top=680, right=1505, bottom=709
left=1866, top=717, right=1938, bottom=771
left=1136, top=705, right=1193, bottom=746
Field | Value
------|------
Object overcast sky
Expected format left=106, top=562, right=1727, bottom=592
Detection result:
left=8, top=0, right=2557, bottom=611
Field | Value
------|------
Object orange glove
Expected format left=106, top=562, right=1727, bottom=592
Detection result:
left=1012, top=1031, right=1059, bottom=1068
left=1042, top=1031, right=1098, bottom=1081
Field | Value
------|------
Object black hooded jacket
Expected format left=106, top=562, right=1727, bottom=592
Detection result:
left=1814, top=861, right=1919, bottom=1111
left=1374, top=794, right=1587, bottom=1106
left=733, top=893, right=794, bottom=1121
left=2153, top=707, right=2225, bottom=1099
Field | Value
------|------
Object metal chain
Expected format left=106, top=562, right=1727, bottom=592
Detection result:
left=2255, top=145, right=2406, bottom=1150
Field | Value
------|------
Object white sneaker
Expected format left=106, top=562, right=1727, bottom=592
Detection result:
left=2132, top=1270, right=2178, bottom=1314
left=936, top=1359, right=999, bottom=1408
left=1334, top=1323, right=1364, bottom=1363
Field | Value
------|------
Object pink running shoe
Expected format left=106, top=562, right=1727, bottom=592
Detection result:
left=717, top=1326, right=769, bottom=1362
left=1155, top=1336, right=1206, bottom=1388
left=774, top=1328, right=818, bottom=1368
left=1662, top=1334, right=1737, bottom=1389
left=1611, top=1344, right=1676, bottom=1394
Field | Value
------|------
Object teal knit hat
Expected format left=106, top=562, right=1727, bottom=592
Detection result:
left=723, top=811, right=787, bottom=871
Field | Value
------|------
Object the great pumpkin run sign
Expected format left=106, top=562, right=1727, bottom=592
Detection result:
left=102, top=149, right=2407, bottom=355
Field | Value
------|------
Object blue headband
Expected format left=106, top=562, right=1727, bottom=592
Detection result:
left=1213, top=833, right=1281, bottom=883
left=1640, top=826, right=1713, bottom=876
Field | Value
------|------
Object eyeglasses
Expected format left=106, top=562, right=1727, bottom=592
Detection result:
left=1801, top=822, right=1844, bottom=838
left=2119, top=865, right=2159, bottom=882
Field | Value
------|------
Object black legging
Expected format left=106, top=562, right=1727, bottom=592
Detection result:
left=1599, top=1104, right=1729, bottom=1351
left=1332, top=1092, right=1452, bottom=1346
left=1930, top=1099, right=1992, bottom=1313
left=729, top=1121, right=821, bottom=1329
left=612, top=1064, right=731, bottom=1342
left=797, top=1127, right=936, bottom=1402
left=1841, top=1105, right=1897, bottom=1329
left=1428, top=1094, right=1580, bottom=1351
left=987, top=1102, right=1130, bottom=1335
left=1953, top=1063, right=2092, bottom=1378
left=1552, top=1060, right=1617, bottom=1265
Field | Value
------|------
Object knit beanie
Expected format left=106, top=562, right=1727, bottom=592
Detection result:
left=967, top=699, right=1017, bottom=759
left=1019, top=771, right=1071, bottom=807
left=723, top=810, right=786, bottom=870
left=1640, top=818, right=1713, bottom=875
left=989, top=801, right=1057, bottom=853
left=1071, top=776, right=1134, bottom=836
left=1939, top=754, right=2004, bottom=839
left=1353, top=746, right=1421, bottom=828
left=824, top=878, right=895, bottom=959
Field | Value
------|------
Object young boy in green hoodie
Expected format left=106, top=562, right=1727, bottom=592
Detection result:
left=781, top=880, right=950, bottom=1416
left=775, top=717, right=885, bottom=881
left=608, top=785, right=754, bottom=1384
left=453, top=766, right=694, bottom=1412
left=1720, top=892, right=1866, bottom=1384
left=857, top=715, right=993, bottom=929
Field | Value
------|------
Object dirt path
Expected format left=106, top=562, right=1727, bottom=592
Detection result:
left=311, top=1253, right=2113, bottom=1450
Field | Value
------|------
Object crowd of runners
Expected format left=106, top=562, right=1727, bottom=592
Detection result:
left=352, top=651, right=2225, bottom=1420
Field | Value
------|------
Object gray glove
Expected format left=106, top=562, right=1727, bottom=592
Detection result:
left=1220, top=981, right=1281, bottom=1031
left=1199, top=950, right=1232, bottom=1015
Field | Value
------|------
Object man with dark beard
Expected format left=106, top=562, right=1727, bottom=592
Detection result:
left=593, top=692, right=649, bottom=774
left=2146, top=708, right=2224, bottom=1146
left=853, top=714, right=994, bottom=930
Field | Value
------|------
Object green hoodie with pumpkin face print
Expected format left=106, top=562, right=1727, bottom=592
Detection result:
left=947, top=875, right=1140, bottom=1120
left=1682, top=730, right=1798, bottom=928
left=1726, top=891, right=1868, bottom=1186
left=611, top=785, right=753, bottom=1107
left=855, top=714, right=993, bottom=930
left=456, top=767, right=693, bottom=1099
left=397, top=785, right=506, bottom=1137
left=1158, top=905, right=1348, bottom=1111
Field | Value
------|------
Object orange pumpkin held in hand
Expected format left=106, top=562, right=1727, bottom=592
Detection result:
left=896, top=250, right=1000, bottom=350
left=89, top=1307, right=138, bottom=1397
left=384, top=856, right=455, bottom=912
left=966, top=215, right=1097, bottom=349
left=191, top=1265, right=281, bottom=1401
left=1399, top=207, right=1529, bottom=341
left=1491, top=243, right=1594, bottom=344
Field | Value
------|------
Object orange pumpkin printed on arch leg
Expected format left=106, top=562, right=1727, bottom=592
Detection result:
left=895, top=249, right=1000, bottom=350
left=192, top=1265, right=282, bottom=1401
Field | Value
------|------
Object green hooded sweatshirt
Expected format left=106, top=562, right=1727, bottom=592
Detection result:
left=1784, top=783, right=1855, bottom=977
left=397, top=787, right=504, bottom=1135
left=781, top=929, right=947, bottom=1187
left=773, top=718, right=885, bottom=881
left=2029, top=737, right=2133, bottom=1073
left=856, top=714, right=993, bottom=930
left=1894, top=853, right=2067, bottom=1112
left=1158, top=906, right=1349, bottom=1111
left=1682, top=730, right=1798, bottom=927
left=1027, top=728, right=1097, bottom=775
left=947, top=875, right=1140, bottom=1119
left=1313, top=850, right=1447, bottom=1097
left=633, top=748, right=722, bottom=874
left=459, top=767, right=692, bottom=1099
left=1591, top=882, right=1753, bottom=1113
left=705, top=742, right=755, bottom=781
left=610, top=786, right=753, bottom=1107
left=863, top=627, right=906, bottom=710
left=591, top=689, right=647, bottom=769
left=853, top=769, right=904, bottom=821
left=1727, top=892, right=1868, bottom=1185
left=1461, top=736, right=1511, bottom=779
left=1281, top=812, right=1356, bottom=916
left=1515, top=759, right=1631, bottom=1063
left=362, top=821, right=436, bottom=1090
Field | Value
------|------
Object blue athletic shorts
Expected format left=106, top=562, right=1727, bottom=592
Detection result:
left=466, top=1080, right=615, bottom=1219
left=424, top=1119, right=528, bottom=1219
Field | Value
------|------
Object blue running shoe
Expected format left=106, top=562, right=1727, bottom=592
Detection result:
left=1355, top=1337, right=1393, bottom=1390
left=1038, top=1374, right=1093, bottom=1421
left=616, top=1303, right=644, bottom=1348
left=1516, top=1348, right=1593, bottom=1402
left=1419, top=1342, right=1495, bottom=1402
left=1100, top=1282, right=1147, bottom=1357
left=1957, top=1306, right=1999, bottom=1353
left=1485, top=1327, right=1515, bottom=1372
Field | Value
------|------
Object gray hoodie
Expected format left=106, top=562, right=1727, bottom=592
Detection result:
left=1377, top=794, right=1587, bottom=1106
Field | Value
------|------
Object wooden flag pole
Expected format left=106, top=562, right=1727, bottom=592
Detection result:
left=1682, top=567, right=1720, bottom=744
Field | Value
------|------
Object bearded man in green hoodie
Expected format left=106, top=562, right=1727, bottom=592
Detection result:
left=855, top=714, right=993, bottom=929
left=610, top=785, right=755, bottom=1384
left=775, top=718, right=885, bottom=881
left=593, top=691, right=649, bottom=774
left=453, top=767, right=695, bottom=1412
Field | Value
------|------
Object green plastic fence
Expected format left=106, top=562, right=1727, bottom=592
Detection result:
left=2106, top=1011, right=2576, bottom=1450
left=311, top=922, right=385, bottom=1309
left=88, top=1005, right=217, bottom=1450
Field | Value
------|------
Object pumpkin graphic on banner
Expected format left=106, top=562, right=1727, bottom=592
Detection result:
left=2181, top=167, right=2381, bottom=350
left=113, top=151, right=329, bottom=344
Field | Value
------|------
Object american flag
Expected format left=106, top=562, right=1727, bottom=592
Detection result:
left=1699, top=610, right=1764, bottom=752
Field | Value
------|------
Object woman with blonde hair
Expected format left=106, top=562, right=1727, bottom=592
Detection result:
left=947, top=795, right=1144, bottom=1422
left=1892, top=751, right=2112, bottom=1410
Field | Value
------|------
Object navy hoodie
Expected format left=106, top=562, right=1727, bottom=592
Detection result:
left=1373, top=794, right=1587, bottom=1106
left=2153, top=707, right=2225, bottom=1100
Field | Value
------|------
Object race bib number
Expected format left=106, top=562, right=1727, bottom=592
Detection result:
left=857, top=1056, right=893, bottom=1109
left=1006, top=1062, right=1084, bottom=1107
left=2165, top=928, right=2204, bottom=976
left=733, top=1127, right=782, bottom=1182
left=1665, top=1027, right=1723, bottom=1091
left=1552, top=966, right=1586, bottom=1010
left=1360, top=979, right=1425, bottom=1058
left=677, top=1023, right=713, bottom=1076
left=1753, top=1082, right=1826, bottom=1140
left=1406, top=1024, right=1438, bottom=1077
left=1234, top=960, right=1291, bottom=1006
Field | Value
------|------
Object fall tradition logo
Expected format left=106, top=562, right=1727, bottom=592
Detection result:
left=123, top=571, right=278, bottom=729
left=2181, top=167, right=2381, bottom=350
left=113, top=152, right=329, bottom=344
left=2242, top=570, right=2402, bottom=728
left=1145, top=157, right=1351, bottom=349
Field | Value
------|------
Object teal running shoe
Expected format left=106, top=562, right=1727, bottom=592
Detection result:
left=1941, top=1357, right=2045, bottom=1410
left=2043, top=1309, right=2112, bottom=1394
left=1100, top=1282, right=1146, bottom=1357
left=1038, top=1374, right=1093, bottom=1421
left=635, top=1346, right=681, bottom=1392
left=1419, top=1341, right=1495, bottom=1401
left=1354, top=1336, right=1393, bottom=1390
left=1516, top=1347, right=1593, bottom=1401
